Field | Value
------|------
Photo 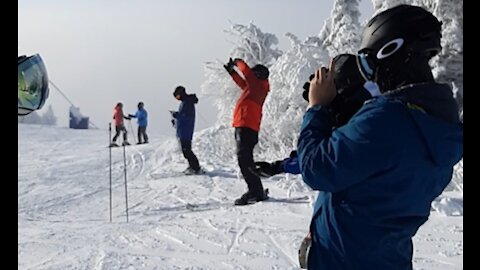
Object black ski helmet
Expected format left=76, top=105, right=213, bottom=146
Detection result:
left=251, top=64, right=269, bottom=80
left=357, top=5, right=442, bottom=82
left=137, top=101, right=144, bottom=108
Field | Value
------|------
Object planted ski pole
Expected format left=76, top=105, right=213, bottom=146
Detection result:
left=123, top=144, right=129, bottom=222
left=109, top=122, right=112, bottom=222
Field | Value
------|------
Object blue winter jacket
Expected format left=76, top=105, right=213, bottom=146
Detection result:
left=173, top=94, right=198, bottom=141
left=297, top=83, right=463, bottom=270
left=130, top=108, right=148, bottom=127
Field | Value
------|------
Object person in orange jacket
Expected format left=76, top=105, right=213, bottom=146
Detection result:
left=224, top=58, right=270, bottom=205
left=110, top=102, right=131, bottom=147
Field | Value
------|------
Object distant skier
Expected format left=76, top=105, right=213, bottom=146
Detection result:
left=171, top=86, right=203, bottom=175
left=128, top=101, right=149, bottom=144
left=223, top=57, right=270, bottom=205
left=110, top=102, right=131, bottom=147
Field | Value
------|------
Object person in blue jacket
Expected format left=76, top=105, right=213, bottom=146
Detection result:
left=171, top=86, right=203, bottom=175
left=297, top=5, right=463, bottom=270
left=128, top=101, right=149, bottom=144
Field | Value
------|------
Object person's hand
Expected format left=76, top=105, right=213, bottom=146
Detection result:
left=171, top=119, right=176, bottom=127
left=308, top=59, right=337, bottom=108
left=302, top=74, right=315, bottom=102
left=223, top=57, right=235, bottom=74
left=254, top=161, right=284, bottom=177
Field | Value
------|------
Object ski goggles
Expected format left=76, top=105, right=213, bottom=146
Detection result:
left=356, top=52, right=375, bottom=81
left=18, top=54, right=50, bottom=116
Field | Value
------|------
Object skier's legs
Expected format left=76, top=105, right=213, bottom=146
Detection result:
left=235, top=127, right=264, bottom=197
left=139, top=126, right=148, bottom=143
left=143, top=126, right=149, bottom=142
left=180, top=139, right=200, bottom=170
left=137, top=127, right=142, bottom=143
left=112, top=126, right=122, bottom=142
left=120, top=125, right=128, bottom=141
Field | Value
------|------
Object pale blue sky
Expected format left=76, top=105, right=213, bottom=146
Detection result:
left=19, top=0, right=374, bottom=134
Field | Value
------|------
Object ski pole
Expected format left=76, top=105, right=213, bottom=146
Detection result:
left=109, top=122, right=112, bottom=222
left=123, top=144, right=129, bottom=222
left=128, top=120, right=137, bottom=144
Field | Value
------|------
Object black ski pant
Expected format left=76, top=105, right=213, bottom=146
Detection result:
left=113, top=124, right=127, bottom=142
left=235, top=127, right=264, bottom=197
left=137, top=126, right=149, bottom=143
left=180, top=139, right=200, bottom=171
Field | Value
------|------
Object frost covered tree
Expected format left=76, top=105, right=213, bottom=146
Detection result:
left=320, top=0, right=362, bottom=56
left=18, top=111, right=41, bottom=124
left=18, top=105, right=57, bottom=125
left=41, top=105, right=57, bottom=126
left=370, top=0, right=407, bottom=13
left=257, top=34, right=329, bottom=159
left=259, top=0, right=362, bottom=159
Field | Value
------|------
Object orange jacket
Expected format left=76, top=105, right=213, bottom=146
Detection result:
left=113, top=105, right=126, bottom=126
left=230, top=59, right=269, bottom=132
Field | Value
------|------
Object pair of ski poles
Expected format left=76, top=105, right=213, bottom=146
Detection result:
left=108, top=122, right=130, bottom=223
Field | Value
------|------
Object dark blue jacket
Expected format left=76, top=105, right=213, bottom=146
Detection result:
left=173, top=94, right=198, bottom=141
left=129, top=108, right=148, bottom=127
left=297, top=83, right=463, bottom=270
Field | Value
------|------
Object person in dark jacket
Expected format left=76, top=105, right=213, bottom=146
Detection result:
left=128, top=101, right=149, bottom=144
left=224, top=58, right=270, bottom=205
left=297, top=5, right=463, bottom=270
left=171, top=86, right=203, bottom=175
left=111, top=102, right=131, bottom=147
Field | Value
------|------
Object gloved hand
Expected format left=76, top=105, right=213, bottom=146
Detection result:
left=171, top=119, right=176, bottom=127
left=125, top=116, right=131, bottom=120
left=302, top=74, right=315, bottom=102
left=169, top=110, right=177, bottom=118
left=128, top=114, right=134, bottom=118
left=223, top=57, right=236, bottom=74
left=283, top=157, right=301, bottom=175
left=254, top=160, right=284, bottom=177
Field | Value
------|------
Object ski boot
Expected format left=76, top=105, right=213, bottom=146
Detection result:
left=234, top=189, right=269, bottom=206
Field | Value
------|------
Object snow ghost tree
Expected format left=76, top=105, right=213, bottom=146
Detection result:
left=18, top=105, right=57, bottom=125
left=257, top=34, right=329, bottom=159
left=320, top=0, right=362, bottom=56
left=42, top=105, right=57, bottom=126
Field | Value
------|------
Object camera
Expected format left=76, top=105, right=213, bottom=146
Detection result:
left=302, top=54, right=372, bottom=128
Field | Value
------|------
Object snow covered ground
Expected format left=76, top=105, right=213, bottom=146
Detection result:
left=18, top=124, right=463, bottom=269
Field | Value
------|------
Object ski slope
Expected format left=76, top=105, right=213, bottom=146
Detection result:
left=18, top=124, right=463, bottom=269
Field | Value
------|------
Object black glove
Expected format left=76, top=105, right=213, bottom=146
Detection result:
left=254, top=160, right=284, bottom=177
left=171, top=119, right=175, bottom=127
left=223, top=57, right=235, bottom=74
left=302, top=74, right=315, bottom=102
left=289, top=150, right=298, bottom=158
